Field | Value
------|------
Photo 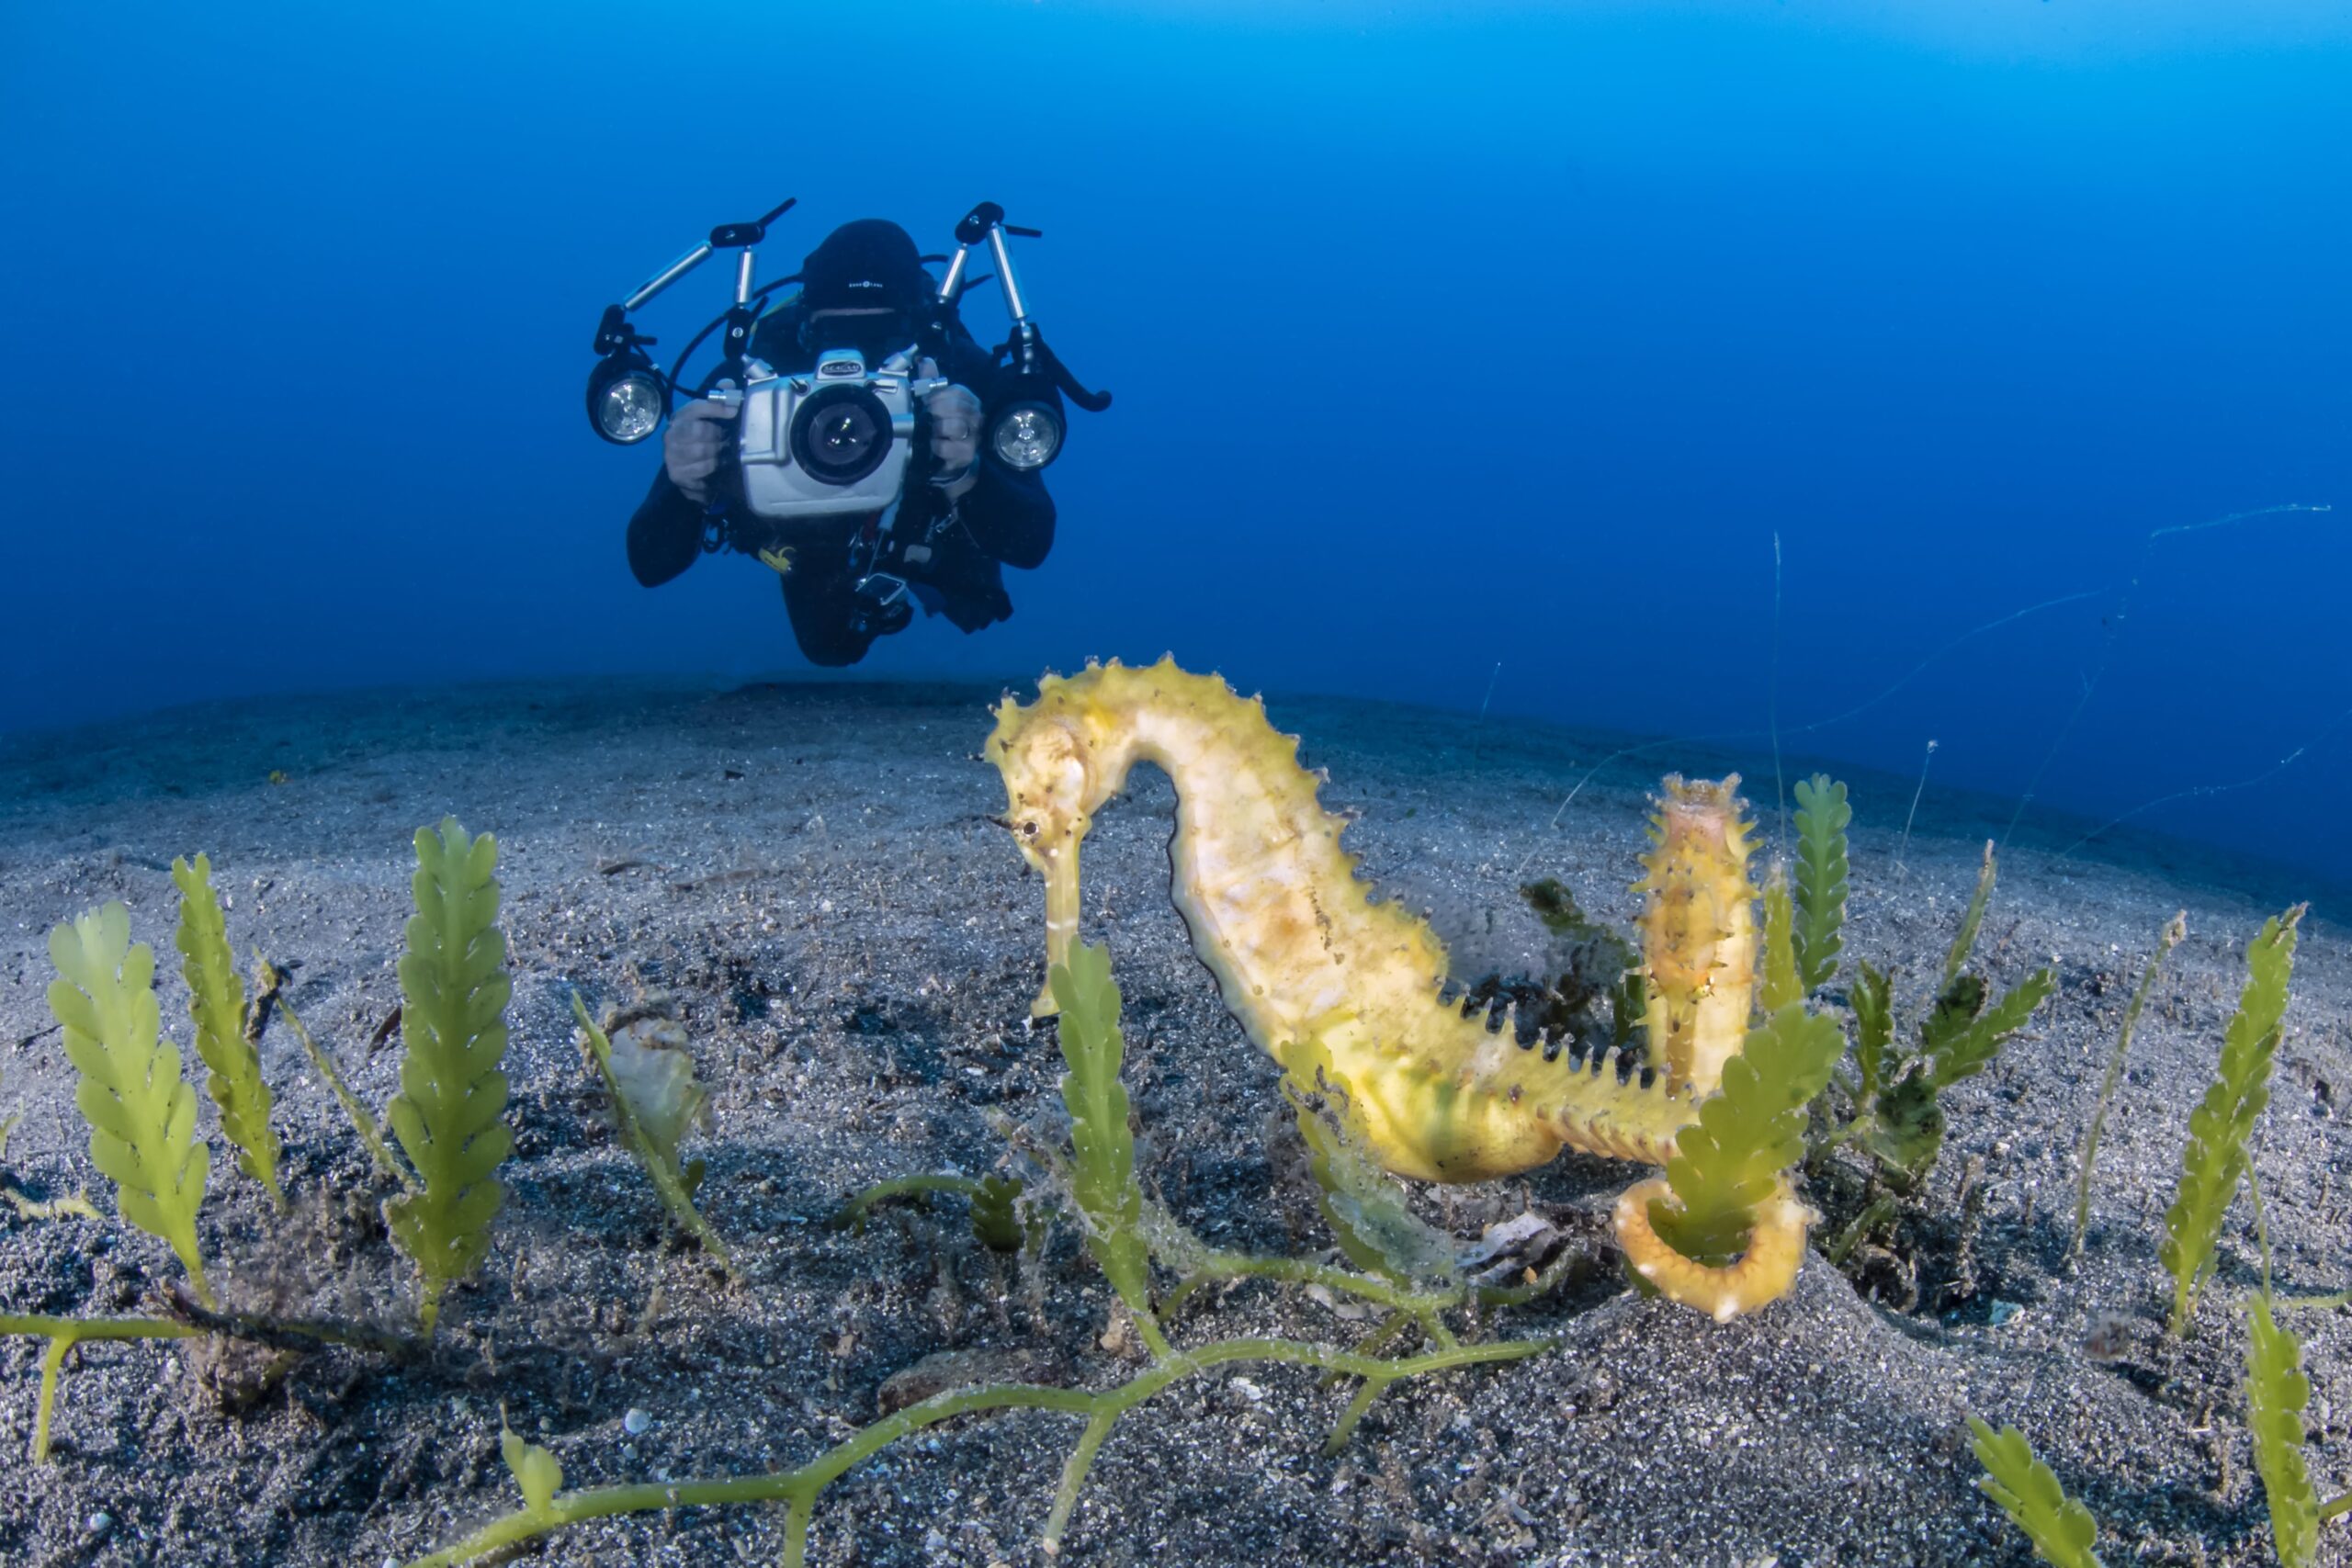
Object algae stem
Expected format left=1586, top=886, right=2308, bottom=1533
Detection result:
left=1815, top=1117, right=1870, bottom=1154
left=1044, top=1407, right=1122, bottom=1552
left=34, top=1338, right=69, bottom=1462
left=1182, top=1249, right=1467, bottom=1317
left=1325, top=1374, right=1393, bottom=1454
left=828, top=1171, right=990, bottom=1231
left=780, top=1486, right=817, bottom=1568
left=1133, top=1309, right=1175, bottom=1362
left=405, top=1336, right=1552, bottom=1567
left=1158, top=1271, right=1216, bottom=1319
left=0, top=1314, right=202, bottom=1462
left=1177, top=1237, right=1576, bottom=1337
left=2277, top=1290, right=2352, bottom=1312
left=256, top=953, right=416, bottom=1194
left=2075, top=911, right=2186, bottom=1258
left=1824, top=1194, right=1898, bottom=1268
left=161, top=1287, right=425, bottom=1361
left=1319, top=1310, right=1416, bottom=1388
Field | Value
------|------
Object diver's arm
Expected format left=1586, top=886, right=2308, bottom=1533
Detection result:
left=628, top=400, right=739, bottom=586
left=931, top=333, right=1058, bottom=568
left=627, top=470, right=706, bottom=587
left=914, top=355, right=1055, bottom=568
left=956, top=459, right=1057, bottom=570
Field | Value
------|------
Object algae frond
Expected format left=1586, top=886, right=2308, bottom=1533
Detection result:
left=383, top=819, right=514, bottom=1335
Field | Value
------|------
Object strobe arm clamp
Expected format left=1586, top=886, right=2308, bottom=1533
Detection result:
left=940, top=201, right=1112, bottom=470
left=586, top=198, right=797, bottom=445
left=592, top=302, right=654, bottom=359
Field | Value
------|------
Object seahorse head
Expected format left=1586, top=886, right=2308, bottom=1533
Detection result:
left=988, top=697, right=1098, bottom=874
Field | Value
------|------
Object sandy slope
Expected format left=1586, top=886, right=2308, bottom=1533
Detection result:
left=0, top=677, right=2346, bottom=1567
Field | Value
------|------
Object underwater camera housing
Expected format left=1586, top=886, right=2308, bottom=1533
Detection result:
left=718, top=346, right=939, bottom=521
left=584, top=197, right=1111, bottom=525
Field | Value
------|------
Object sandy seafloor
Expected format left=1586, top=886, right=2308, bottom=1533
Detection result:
left=0, top=676, right=2347, bottom=1568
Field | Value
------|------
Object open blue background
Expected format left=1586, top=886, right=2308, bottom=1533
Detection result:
left=5, top=1, right=2347, bottom=885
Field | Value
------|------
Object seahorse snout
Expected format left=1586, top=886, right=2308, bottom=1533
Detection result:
left=989, top=716, right=1099, bottom=1016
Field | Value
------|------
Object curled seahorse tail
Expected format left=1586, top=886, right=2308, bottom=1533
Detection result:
left=1612, top=1178, right=1815, bottom=1322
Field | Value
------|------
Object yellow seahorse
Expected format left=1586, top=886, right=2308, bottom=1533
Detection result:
left=988, top=658, right=1814, bottom=1317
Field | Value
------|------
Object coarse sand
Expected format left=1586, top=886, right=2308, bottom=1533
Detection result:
left=1, top=677, right=2346, bottom=1566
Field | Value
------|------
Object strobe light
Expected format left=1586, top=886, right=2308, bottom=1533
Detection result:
left=585, top=303, right=670, bottom=445
left=587, top=349, right=669, bottom=445
left=989, top=400, right=1063, bottom=471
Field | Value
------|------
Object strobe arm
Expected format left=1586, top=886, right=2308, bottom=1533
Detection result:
left=947, top=200, right=1112, bottom=414
left=609, top=197, right=797, bottom=338
left=585, top=197, right=795, bottom=446
left=624, top=243, right=714, bottom=312
left=953, top=201, right=1045, bottom=325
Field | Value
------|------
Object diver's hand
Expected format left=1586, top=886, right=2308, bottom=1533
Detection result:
left=663, top=399, right=737, bottom=507
left=919, top=358, right=981, bottom=500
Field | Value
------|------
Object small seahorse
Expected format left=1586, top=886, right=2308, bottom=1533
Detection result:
left=989, top=658, right=1813, bottom=1316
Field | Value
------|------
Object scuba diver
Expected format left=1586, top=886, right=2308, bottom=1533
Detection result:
left=620, top=219, right=1061, bottom=667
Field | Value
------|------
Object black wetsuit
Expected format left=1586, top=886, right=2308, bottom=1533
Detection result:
left=626, top=304, right=1057, bottom=667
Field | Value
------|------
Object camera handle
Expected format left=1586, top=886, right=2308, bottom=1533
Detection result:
left=853, top=352, right=954, bottom=580
left=698, top=377, right=747, bottom=554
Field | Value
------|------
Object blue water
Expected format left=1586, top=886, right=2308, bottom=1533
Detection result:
left=6, top=2, right=2348, bottom=887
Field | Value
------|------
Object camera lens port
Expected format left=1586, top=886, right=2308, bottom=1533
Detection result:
left=790, top=384, right=896, bottom=486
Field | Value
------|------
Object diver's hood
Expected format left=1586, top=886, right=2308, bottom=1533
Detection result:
left=800, top=219, right=930, bottom=314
